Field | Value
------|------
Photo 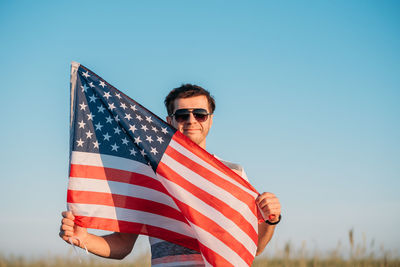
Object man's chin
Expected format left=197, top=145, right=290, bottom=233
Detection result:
left=183, top=132, right=201, bottom=142
left=183, top=129, right=200, bottom=135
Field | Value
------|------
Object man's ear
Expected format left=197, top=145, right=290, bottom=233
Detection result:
left=166, top=116, right=172, bottom=124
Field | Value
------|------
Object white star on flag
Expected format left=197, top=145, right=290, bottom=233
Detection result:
left=85, top=130, right=93, bottom=139
left=80, top=102, right=87, bottom=110
left=86, top=113, right=96, bottom=121
left=87, top=113, right=94, bottom=120
left=114, top=127, right=121, bottom=135
left=129, top=124, right=137, bottom=133
left=108, top=103, right=116, bottom=111
left=95, top=122, right=103, bottom=131
left=145, top=116, right=153, bottom=123
left=105, top=116, right=113, bottom=124
left=134, top=136, right=142, bottom=145
left=89, top=94, right=97, bottom=103
left=124, top=113, right=132, bottom=120
left=97, top=105, right=105, bottom=113
left=121, top=137, right=129, bottom=145
left=104, top=92, right=111, bottom=99
left=81, top=84, right=88, bottom=92
left=93, top=141, right=100, bottom=149
left=129, top=148, right=137, bottom=155
left=141, top=125, right=148, bottom=132
left=103, top=133, right=111, bottom=141
left=82, top=71, right=90, bottom=78
left=146, top=135, right=153, bottom=143
left=78, top=120, right=86, bottom=129
left=150, top=147, right=158, bottom=155
left=76, top=138, right=84, bottom=147
left=111, top=143, right=119, bottom=151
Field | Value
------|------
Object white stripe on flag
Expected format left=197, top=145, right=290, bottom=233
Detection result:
left=158, top=175, right=257, bottom=255
left=161, top=153, right=258, bottom=231
left=190, top=222, right=250, bottom=267
left=68, top=177, right=179, bottom=210
left=169, top=140, right=258, bottom=198
left=68, top=203, right=196, bottom=238
left=70, top=151, right=157, bottom=179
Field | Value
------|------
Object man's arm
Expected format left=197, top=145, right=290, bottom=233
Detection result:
left=255, top=192, right=281, bottom=255
left=231, top=169, right=281, bottom=255
left=59, top=211, right=138, bottom=259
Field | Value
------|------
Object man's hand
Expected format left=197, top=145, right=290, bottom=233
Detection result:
left=59, top=211, right=88, bottom=248
left=255, top=192, right=281, bottom=255
left=256, top=192, right=281, bottom=223
left=59, top=210, right=139, bottom=259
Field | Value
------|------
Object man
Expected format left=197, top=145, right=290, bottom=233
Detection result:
left=60, top=84, right=281, bottom=265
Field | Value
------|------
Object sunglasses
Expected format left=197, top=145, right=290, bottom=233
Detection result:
left=171, top=108, right=211, bottom=123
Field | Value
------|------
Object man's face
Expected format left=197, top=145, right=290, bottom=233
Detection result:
left=166, top=95, right=213, bottom=149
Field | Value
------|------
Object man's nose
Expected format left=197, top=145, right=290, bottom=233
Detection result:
left=186, top=112, right=197, bottom=123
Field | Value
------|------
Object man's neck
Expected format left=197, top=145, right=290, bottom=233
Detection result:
left=198, top=140, right=206, bottom=150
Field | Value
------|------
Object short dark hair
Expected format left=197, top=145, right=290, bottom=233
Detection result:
left=164, top=84, right=216, bottom=116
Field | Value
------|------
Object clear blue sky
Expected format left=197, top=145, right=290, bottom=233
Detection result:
left=0, top=0, right=399, bottom=259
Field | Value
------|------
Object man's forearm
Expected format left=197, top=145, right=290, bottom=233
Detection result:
left=256, top=223, right=276, bottom=256
left=78, top=232, right=138, bottom=260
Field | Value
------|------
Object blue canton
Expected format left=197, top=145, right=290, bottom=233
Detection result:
left=71, top=65, right=176, bottom=171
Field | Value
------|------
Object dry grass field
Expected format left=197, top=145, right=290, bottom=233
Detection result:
left=1, top=255, right=399, bottom=267
left=1, top=254, right=399, bottom=267
left=1, top=230, right=399, bottom=266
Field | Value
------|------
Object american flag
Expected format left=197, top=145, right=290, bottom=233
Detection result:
left=68, top=62, right=263, bottom=266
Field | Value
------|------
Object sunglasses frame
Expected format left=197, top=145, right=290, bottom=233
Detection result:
left=171, top=108, right=212, bottom=123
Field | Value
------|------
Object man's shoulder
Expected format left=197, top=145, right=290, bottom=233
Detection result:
left=214, top=156, right=249, bottom=182
left=218, top=159, right=244, bottom=173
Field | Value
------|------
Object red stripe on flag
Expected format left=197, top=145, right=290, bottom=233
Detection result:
left=70, top=164, right=168, bottom=194
left=197, top=242, right=235, bottom=267
left=171, top=132, right=257, bottom=191
left=156, top=162, right=258, bottom=244
left=165, top=145, right=257, bottom=207
left=73, top=215, right=200, bottom=251
left=170, top=196, right=255, bottom=266
left=67, top=190, right=186, bottom=222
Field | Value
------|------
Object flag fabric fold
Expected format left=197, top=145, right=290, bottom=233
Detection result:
left=68, top=62, right=263, bottom=266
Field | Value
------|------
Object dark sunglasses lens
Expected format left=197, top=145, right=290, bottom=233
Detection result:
left=173, top=109, right=209, bottom=122
left=173, top=110, right=189, bottom=122
left=175, top=114, right=189, bottom=122
left=193, top=110, right=209, bottom=122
